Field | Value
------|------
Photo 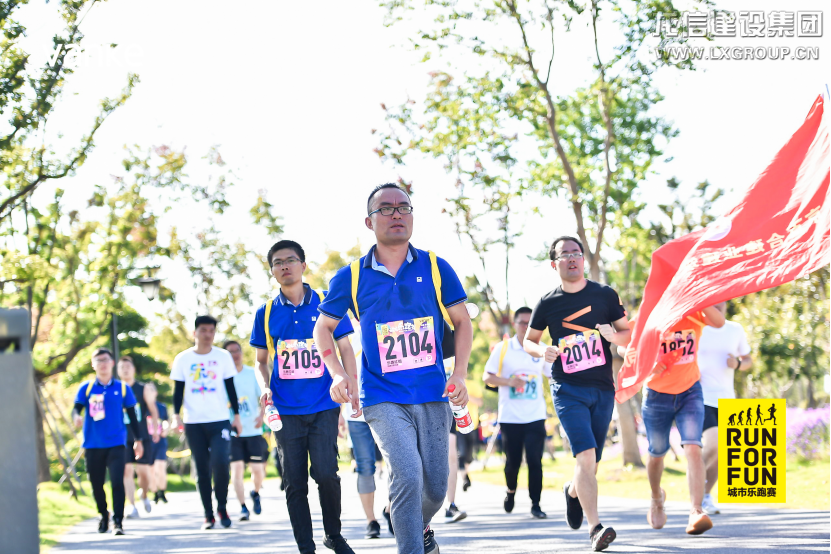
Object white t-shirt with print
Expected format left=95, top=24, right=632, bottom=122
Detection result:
left=171, top=346, right=237, bottom=424
left=698, top=320, right=752, bottom=408
left=485, top=336, right=552, bottom=424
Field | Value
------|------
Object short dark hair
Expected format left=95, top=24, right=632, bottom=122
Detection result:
left=223, top=340, right=241, bottom=351
left=367, top=183, right=410, bottom=215
left=513, top=307, right=532, bottom=320
left=194, top=315, right=218, bottom=330
left=118, top=355, right=135, bottom=365
left=267, top=240, right=305, bottom=266
left=92, top=348, right=114, bottom=360
left=549, top=235, right=584, bottom=260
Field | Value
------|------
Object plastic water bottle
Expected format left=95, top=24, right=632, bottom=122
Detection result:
left=264, top=398, right=283, bottom=432
left=447, top=385, right=475, bottom=434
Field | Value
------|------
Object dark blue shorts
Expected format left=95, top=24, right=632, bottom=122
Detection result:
left=551, top=382, right=615, bottom=463
left=152, top=438, right=168, bottom=462
left=642, top=381, right=705, bottom=457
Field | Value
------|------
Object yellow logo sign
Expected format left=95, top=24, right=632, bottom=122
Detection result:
left=718, top=398, right=785, bottom=504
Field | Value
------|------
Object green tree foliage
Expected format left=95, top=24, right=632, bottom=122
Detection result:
left=0, top=0, right=137, bottom=222
left=305, top=243, right=363, bottom=291
left=375, top=0, right=710, bottom=280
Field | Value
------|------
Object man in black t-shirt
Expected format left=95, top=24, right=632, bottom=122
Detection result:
left=117, top=356, right=160, bottom=518
left=524, top=236, right=630, bottom=553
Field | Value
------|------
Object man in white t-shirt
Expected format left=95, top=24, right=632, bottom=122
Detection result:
left=697, top=301, right=752, bottom=515
left=484, top=307, right=553, bottom=519
left=170, top=315, right=242, bottom=530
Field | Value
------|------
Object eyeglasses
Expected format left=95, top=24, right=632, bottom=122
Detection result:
left=368, top=205, right=414, bottom=217
left=555, top=252, right=584, bottom=261
left=272, top=257, right=301, bottom=268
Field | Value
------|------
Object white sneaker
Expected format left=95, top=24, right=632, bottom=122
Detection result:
left=143, top=498, right=152, bottom=513
left=126, top=506, right=140, bottom=519
left=702, top=493, right=720, bottom=515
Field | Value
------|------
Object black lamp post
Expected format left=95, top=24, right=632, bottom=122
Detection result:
left=111, top=269, right=162, bottom=358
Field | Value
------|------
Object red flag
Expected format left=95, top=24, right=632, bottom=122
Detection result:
left=616, top=95, right=830, bottom=403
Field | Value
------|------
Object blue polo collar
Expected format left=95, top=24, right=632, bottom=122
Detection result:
left=364, top=244, right=418, bottom=275
left=276, top=283, right=314, bottom=307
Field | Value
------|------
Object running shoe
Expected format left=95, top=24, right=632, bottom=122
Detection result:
left=323, top=534, right=355, bottom=554
left=531, top=504, right=547, bottom=519
left=445, top=503, right=467, bottom=523
left=647, top=488, right=666, bottom=529
left=126, top=506, right=140, bottom=519
left=97, top=516, right=109, bottom=533
left=159, top=491, right=168, bottom=504
left=503, top=491, right=515, bottom=513
left=702, top=493, right=720, bottom=515
left=686, top=510, right=713, bottom=535
left=382, top=506, right=394, bottom=535
left=143, top=497, right=152, bottom=513
left=250, top=490, right=262, bottom=515
left=201, top=517, right=215, bottom=530
left=112, top=522, right=124, bottom=536
left=564, top=481, right=583, bottom=529
left=239, top=505, right=250, bottom=521
left=365, top=520, right=381, bottom=539
left=423, top=525, right=440, bottom=554
left=218, top=508, right=232, bottom=528
left=462, top=474, right=472, bottom=492
left=589, top=524, right=616, bottom=551
left=154, top=491, right=160, bottom=504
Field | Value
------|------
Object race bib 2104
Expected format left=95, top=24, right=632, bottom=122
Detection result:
left=376, top=317, right=436, bottom=373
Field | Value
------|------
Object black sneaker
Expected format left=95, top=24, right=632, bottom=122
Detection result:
left=564, top=481, right=583, bottom=529
left=462, top=474, right=472, bottom=491
left=590, top=524, right=616, bottom=551
left=250, top=490, right=262, bottom=515
left=153, top=491, right=161, bottom=504
left=423, top=525, right=439, bottom=554
left=382, top=506, right=394, bottom=535
left=446, top=503, right=467, bottom=523
left=97, top=515, right=109, bottom=533
left=365, top=520, right=381, bottom=539
left=323, top=534, right=355, bottom=554
left=218, top=509, right=232, bottom=528
left=531, top=504, right=547, bottom=519
left=112, top=522, right=124, bottom=536
left=504, top=491, right=515, bottom=513
left=201, top=516, right=215, bottom=530
left=160, top=491, right=168, bottom=504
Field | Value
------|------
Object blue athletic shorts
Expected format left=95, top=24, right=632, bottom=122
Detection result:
left=642, top=380, right=705, bottom=457
left=551, top=381, right=615, bottom=463
left=152, top=438, right=168, bottom=462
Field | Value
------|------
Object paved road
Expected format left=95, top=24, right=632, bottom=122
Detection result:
left=52, top=471, right=829, bottom=553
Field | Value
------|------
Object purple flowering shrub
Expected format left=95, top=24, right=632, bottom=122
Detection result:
left=786, top=405, right=830, bottom=460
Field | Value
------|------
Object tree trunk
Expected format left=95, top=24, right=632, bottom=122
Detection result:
left=806, top=378, right=816, bottom=408
left=613, top=355, right=644, bottom=467
left=34, top=394, right=52, bottom=483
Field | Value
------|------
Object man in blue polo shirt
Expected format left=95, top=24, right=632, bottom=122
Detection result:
left=251, top=239, right=357, bottom=554
left=72, top=348, right=144, bottom=536
left=314, top=183, right=473, bottom=554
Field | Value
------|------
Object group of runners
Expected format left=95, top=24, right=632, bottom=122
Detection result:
left=71, top=182, right=754, bottom=553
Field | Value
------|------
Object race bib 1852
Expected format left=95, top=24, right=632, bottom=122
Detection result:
left=659, top=329, right=696, bottom=365
left=376, top=317, right=436, bottom=373
left=277, top=339, right=324, bottom=379
left=558, top=330, right=606, bottom=374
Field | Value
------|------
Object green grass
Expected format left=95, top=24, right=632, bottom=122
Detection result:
left=470, top=453, right=830, bottom=510
left=38, top=482, right=99, bottom=551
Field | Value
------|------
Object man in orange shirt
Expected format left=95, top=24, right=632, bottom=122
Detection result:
left=639, top=306, right=724, bottom=535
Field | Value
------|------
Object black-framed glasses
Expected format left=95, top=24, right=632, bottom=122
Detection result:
left=271, top=257, right=301, bottom=268
left=555, top=252, right=584, bottom=261
left=368, top=205, right=414, bottom=217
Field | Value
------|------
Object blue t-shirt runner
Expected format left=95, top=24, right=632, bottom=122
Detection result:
left=251, top=240, right=358, bottom=554
left=313, top=183, right=473, bottom=554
